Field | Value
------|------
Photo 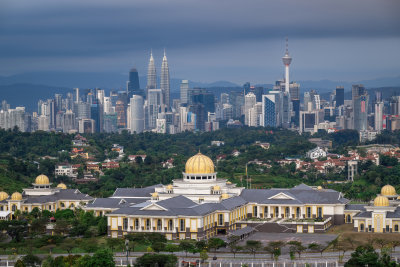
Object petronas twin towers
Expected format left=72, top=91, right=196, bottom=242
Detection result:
left=146, top=50, right=170, bottom=110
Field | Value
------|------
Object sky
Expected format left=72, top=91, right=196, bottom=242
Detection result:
left=0, top=0, right=399, bottom=84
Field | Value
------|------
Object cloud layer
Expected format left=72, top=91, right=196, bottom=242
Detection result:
left=0, top=0, right=399, bottom=83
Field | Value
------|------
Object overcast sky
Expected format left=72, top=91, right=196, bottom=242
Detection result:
left=0, top=0, right=399, bottom=84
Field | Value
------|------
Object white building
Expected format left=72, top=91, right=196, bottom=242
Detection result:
left=306, top=147, right=327, bottom=159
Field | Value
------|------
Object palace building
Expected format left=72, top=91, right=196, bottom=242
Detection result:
left=82, top=152, right=351, bottom=240
left=0, top=174, right=93, bottom=219
left=345, top=184, right=400, bottom=233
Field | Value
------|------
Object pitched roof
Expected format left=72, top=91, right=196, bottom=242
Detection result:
left=111, top=185, right=161, bottom=198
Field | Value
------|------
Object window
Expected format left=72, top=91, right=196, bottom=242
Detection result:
left=135, top=219, right=139, bottom=230
left=306, top=207, right=312, bottom=218
left=218, top=214, right=224, bottom=226
left=146, top=219, right=150, bottom=230
left=346, top=214, right=351, bottom=223
left=253, top=206, right=258, bottom=217
left=296, top=207, right=300, bottom=218
left=123, top=218, right=128, bottom=230
left=360, top=223, right=364, bottom=232
left=12, top=205, right=16, bottom=212
left=180, top=219, right=185, bottom=231
left=157, top=219, right=162, bottom=230
left=285, top=207, right=290, bottom=218
left=368, top=225, right=372, bottom=232
left=264, top=207, right=268, bottom=218
left=317, top=207, right=322, bottom=218
left=386, top=225, right=390, bottom=232
left=274, top=207, right=279, bottom=218
left=168, top=220, right=173, bottom=231
left=0, top=206, right=3, bottom=211
left=395, top=225, right=399, bottom=232
left=60, top=202, right=65, bottom=208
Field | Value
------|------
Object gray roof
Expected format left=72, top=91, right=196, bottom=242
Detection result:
left=229, top=226, right=254, bottom=237
left=22, top=189, right=92, bottom=204
left=353, top=211, right=372, bottom=218
left=386, top=207, right=400, bottom=218
left=345, top=204, right=366, bottom=211
left=240, top=185, right=348, bottom=205
left=85, top=198, right=130, bottom=209
left=111, top=185, right=161, bottom=198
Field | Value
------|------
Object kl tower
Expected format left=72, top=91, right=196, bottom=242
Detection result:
left=282, top=37, right=292, bottom=93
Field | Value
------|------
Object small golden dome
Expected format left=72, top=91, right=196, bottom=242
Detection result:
left=166, top=185, right=173, bottom=190
left=0, top=192, right=8, bottom=201
left=374, top=196, right=389, bottom=207
left=221, top=193, right=230, bottom=199
left=35, top=174, right=50, bottom=185
left=317, top=186, right=323, bottom=190
left=11, top=192, right=22, bottom=201
left=397, top=196, right=400, bottom=200
left=226, top=181, right=232, bottom=185
left=381, top=185, right=396, bottom=196
left=185, top=152, right=214, bottom=174
left=213, top=185, right=221, bottom=191
left=152, top=192, right=159, bottom=198
left=57, top=183, right=67, bottom=190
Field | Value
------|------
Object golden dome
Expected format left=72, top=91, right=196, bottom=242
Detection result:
left=381, top=185, right=396, bottom=196
left=374, top=196, right=389, bottom=207
left=57, top=183, right=67, bottom=190
left=11, top=192, right=22, bottom=201
left=185, top=153, right=214, bottom=174
left=166, top=185, right=173, bottom=190
left=221, top=193, right=230, bottom=199
left=397, top=196, right=400, bottom=200
left=317, top=186, right=323, bottom=190
left=226, top=181, right=232, bottom=185
left=213, top=185, right=221, bottom=191
left=35, top=174, right=50, bottom=185
left=0, top=192, right=8, bottom=201
left=152, top=192, right=159, bottom=198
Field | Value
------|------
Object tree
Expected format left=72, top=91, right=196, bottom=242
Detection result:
left=287, top=241, right=306, bottom=259
left=90, top=249, right=115, bottom=267
left=264, top=241, right=285, bottom=261
left=21, top=253, right=41, bottom=267
left=14, top=260, right=26, bottom=267
left=151, top=242, right=166, bottom=253
left=106, top=238, right=123, bottom=252
left=227, top=235, right=242, bottom=258
left=54, top=219, right=70, bottom=235
left=165, top=243, right=180, bottom=254
left=207, top=238, right=226, bottom=256
left=179, top=240, right=195, bottom=256
left=135, top=253, right=177, bottom=267
left=97, top=216, right=108, bottom=235
left=60, top=238, right=76, bottom=254
left=345, top=245, right=382, bottom=267
left=245, top=240, right=262, bottom=258
left=200, top=250, right=209, bottom=262
left=196, top=240, right=207, bottom=251
left=308, top=242, right=324, bottom=256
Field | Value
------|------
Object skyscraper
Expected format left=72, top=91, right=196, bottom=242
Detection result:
left=180, top=80, right=189, bottom=105
left=262, top=94, right=277, bottom=127
left=146, top=51, right=157, bottom=97
left=147, top=89, right=163, bottom=129
left=335, top=86, right=344, bottom=107
left=160, top=50, right=170, bottom=110
left=127, top=67, right=143, bottom=97
left=244, top=92, right=256, bottom=126
left=375, top=101, right=384, bottom=132
left=282, top=38, right=292, bottom=94
left=353, top=92, right=369, bottom=131
left=130, top=95, right=144, bottom=133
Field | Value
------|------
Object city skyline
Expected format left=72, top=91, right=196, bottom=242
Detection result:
left=0, top=0, right=399, bottom=84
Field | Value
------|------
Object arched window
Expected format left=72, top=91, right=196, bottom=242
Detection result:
left=12, top=205, right=16, bottom=212
left=360, top=223, right=364, bottom=232
left=70, top=203, right=75, bottom=208
left=346, top=215, right=351, bottom=223
left=395, top=225, right=399, bottom=232
left=60, top=202, right=65, bottom=208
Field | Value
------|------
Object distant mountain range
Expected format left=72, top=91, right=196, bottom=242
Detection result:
left=0, top=71, right=399, bottom=111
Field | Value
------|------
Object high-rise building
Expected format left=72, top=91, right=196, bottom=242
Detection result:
left=78, top=119, right=95, bottom=134
left=282, top=38, right=292, bottom=94
left=220, top=93, right=229, bottom=104
left=62, top=110, right=76, bottom=133
left=127, top=67, right=143, bottom=97
left=180, top=80, right=189, bottom=106
left=130, top=95, right=144, bottom=133
left=38, top=115, right=49, bottom=131
left=103, top=114, right=118, bottom=133
left=353, top=92, right=369, bottom=132
left=73, top=88, right=80, bottom=103
left=244, top=92, right=256, bottom=126
left=289, top=82, right=300, bottom=101
left=249, top=102, right=262, bottom=127
left=262, top=94, right=277, bottom=127
left=335, top=86, right=344, bottom=107
left=250, top=86, right=264, bottom=102
left=160, top=50, right=170, bottom=110
left=0, top=107, right=25, bottom=131
left=147, top=89, right=163, bottom=129
left=90, top=101, right=103, bottom=133
left=146, top=51, right=157, bottom=97
left=374, top=102, right=384, bottom=132
left=74, top=102, right=90, bottom=119
left=115, top=100, right=127, bottom=128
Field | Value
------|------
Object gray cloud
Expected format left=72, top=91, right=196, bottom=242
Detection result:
left=0, top=0, right=399, bottom=83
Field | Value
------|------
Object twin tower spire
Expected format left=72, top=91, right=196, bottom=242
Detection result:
left=146, top=50, right=170, bottom=109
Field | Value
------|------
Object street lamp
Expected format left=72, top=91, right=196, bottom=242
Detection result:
left=125, top=239, right=129, bottom=266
